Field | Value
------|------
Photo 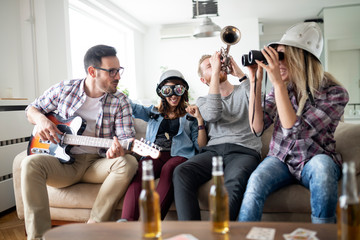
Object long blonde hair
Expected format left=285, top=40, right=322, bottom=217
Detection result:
left=283, top=45, right=342, bottom=115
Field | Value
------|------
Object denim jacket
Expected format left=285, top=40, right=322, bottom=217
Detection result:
left=131, top=101, right=200, bottom=159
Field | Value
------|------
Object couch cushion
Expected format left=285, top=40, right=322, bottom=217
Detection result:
left=263, top=184, right=311, bottom=213
left=334, top=122, right=360, bottom=174
left=134, top=118, right=147, bottom=140
left=260, top=125, right=273, bottom=159
left=197, top=179, right=311, bottom=214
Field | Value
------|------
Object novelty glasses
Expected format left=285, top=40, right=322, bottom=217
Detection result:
left=160, top=85, right=186, bottom=97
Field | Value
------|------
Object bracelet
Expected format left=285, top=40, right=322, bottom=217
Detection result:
left=239, top=75, right=247, bottom=82
left=198, top=125, right=205, bottom=130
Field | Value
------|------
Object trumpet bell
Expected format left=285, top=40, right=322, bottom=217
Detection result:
left=220, top=26, right=241, bottom=45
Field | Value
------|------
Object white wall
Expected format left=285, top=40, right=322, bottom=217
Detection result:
left=323, top=5, right=360, bottom=70
left=0, top=0, right=70, bottom=101
left=4, top=1, right=359, bottom=107
left=0, top=0, right=24, bottom=99
left=322, top=5, right=360, bottom=122
left=32, top=0, right=70, bottom=96
left=140, top=18, right=260, bottom=104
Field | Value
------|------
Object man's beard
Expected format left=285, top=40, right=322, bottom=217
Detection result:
left=107, top=81, right=119, bottom=94
left=107, top=86, right=117, bottom=94
left=205, top=71, right=227, bottom=85
left=219, top=71, right=227, bottom=83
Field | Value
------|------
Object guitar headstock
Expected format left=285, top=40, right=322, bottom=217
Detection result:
left=131, top=138, right=161, bottom=159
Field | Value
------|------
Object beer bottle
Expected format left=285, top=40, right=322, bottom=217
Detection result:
left=139, top=160, right=161, bottom=238
left=209, top=156, right=229, bottom=234
left=339, top=161, right=360, bottom=240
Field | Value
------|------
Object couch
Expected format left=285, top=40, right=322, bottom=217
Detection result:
left=13, top=119, right=360, bottom=224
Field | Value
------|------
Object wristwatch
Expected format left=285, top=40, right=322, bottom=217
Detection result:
left=198, top=125, right=205, bottom=130
left=239, top=75, right=247, bottom=82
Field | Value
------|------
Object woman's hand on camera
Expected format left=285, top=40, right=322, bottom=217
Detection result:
left=256, top=46, right=283, bottom=88
left=246, top=63, right=263, bottom=85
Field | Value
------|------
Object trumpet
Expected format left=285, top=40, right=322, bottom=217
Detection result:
left=220, top=26, right=241, bottom=74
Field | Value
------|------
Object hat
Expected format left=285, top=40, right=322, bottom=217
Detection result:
left=269, top=22, right=323, bottom=61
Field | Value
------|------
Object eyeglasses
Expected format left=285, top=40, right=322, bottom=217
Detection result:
left=160, top=85, right=186, bottom=97
left=94, top=67, right=124, bottom=77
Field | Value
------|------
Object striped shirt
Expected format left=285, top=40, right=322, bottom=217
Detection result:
left=263, top=81, right=349, bottom=180
left=27, top=78, right=135, bottom=155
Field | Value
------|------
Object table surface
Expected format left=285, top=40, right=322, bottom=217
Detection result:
left=43, top=221, right=336, bottom=240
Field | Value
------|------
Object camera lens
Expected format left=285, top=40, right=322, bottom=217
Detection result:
left=241, top=54, right=250, bottom=66
left=248, top=50, right=285, bottom=65
left=248, top=50, right=264, bottom=65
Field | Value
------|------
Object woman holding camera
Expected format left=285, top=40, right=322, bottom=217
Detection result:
left=238, top=22, right=349, bottom=223
left=121, top=69, right=207, bottom=221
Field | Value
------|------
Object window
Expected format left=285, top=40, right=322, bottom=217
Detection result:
left=68, top=0, right=134, bottom=97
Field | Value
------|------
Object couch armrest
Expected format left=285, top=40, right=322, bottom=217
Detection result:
left=12, top=150, right=27, bottom=220
left=335, top=122, right=360, bottom=174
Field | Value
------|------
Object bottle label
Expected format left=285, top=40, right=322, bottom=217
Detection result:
left=212, top=171, right=223, bottom=176
left=142, top=176, right=154, bottom=181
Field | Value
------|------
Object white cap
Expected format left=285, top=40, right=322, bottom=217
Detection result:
left=269, top=22, right=323, bottom=61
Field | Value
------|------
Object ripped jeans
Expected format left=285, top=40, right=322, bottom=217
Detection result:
left=238, top=154, right=341, bottom=223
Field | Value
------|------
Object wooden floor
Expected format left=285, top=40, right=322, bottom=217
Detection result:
left=0, top=207, right=26, bottom=240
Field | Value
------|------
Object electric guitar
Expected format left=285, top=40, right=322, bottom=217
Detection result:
left=27, top=113, right=161, bottom=164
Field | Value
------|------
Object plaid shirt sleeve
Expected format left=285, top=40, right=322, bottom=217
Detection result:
left=26, top=82, right=62, bottom=114
left=115, top=95, right=135, bottom=140
left=100, top=92, right=135, bottom=140
left=263, top=88, right=277, bottom=129
left=266, top=84, right=349, bottom=180
left=281, top=84, right=349, bottom=139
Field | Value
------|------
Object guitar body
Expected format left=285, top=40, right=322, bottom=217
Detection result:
left=28, top=113, right=161, bottom=164
left=27, top=113, right=86, bottom=164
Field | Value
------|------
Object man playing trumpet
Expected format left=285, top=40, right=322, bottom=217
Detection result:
left=173, top=49, right=262, bottom=221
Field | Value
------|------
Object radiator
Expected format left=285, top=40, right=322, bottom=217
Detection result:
left=0, top=100, right=33, bottom=212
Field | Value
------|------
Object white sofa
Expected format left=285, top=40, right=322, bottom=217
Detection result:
left=13, top=119, right=360, bottom=223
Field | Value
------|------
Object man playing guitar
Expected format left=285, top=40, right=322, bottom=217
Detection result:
left=22, top=45, right=138, bottom=240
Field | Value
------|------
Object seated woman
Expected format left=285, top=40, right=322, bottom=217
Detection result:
left=238, top=22, right=349, bottom=223
left=121, top=69, right=207, bottom=220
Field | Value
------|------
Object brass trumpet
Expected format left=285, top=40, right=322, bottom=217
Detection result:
left=220, top=26, right=241, bottom=74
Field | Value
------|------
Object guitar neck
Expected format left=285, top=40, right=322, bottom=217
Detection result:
left=63, top=134, right=130, bottom=149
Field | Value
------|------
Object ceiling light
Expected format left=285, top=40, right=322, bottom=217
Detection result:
left=193, top=16, right=221, bottom=38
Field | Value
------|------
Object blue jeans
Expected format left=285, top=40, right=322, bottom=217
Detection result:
left=238, top=154, right=341, bottom=223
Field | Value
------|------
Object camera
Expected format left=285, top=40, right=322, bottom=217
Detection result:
left=242, top=50, right=284, bottom=66
left=241, top=54, right=250, bottom=67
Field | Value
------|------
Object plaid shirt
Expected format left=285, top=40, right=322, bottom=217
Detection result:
left=27, top=78, right=135, bottom=154
left=263, top=81, right=349, bottom=180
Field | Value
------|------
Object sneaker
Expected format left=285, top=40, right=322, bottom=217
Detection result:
left=116, top=218, right=128, bottom=222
